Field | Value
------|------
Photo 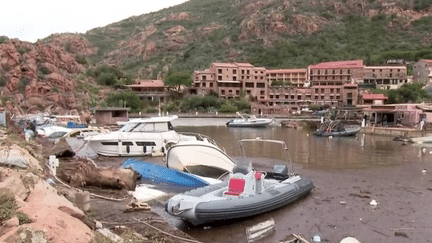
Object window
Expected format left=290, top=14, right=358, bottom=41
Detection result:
left=297, top=95, right=301, bottom=100
left=260, top=90, right=265, bottom=95
left=247, top=70, right=250, bottom=74
left=233, top=76, right=237, bottom=81
left=245, top=82, right=254, bottom=88
left=236, top=90, right=240, bottom=95
left=218, top=76, right=222, bottom=80
left=233, top=70, right=237, bottom=74
left=257, top=83, right=265, bottom=88
left=242, top=70, right=245, bottom=74
left=210, top=83, right=213, bottom=87
left=221, top=90, right=225, bottom=95
left=218, top=69, right=222, bottom=74
left=202, top=83, right=206, bottom=87
left=203, top=76, right=206, bottom=81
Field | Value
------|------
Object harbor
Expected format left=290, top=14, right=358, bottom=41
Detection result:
left=68, top=118, right=432, bottom=242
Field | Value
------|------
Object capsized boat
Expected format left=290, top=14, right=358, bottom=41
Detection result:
left=122, top=159, right=216, bottom=188
left=165, top=133, right=235, bottom=179
left=314, top=121, right=361, bottom=137
left=226, top=112, right=274, bottom=128
left=166, top=138, right=313, bottom=225
left=84, top=115, right=197, bottom=157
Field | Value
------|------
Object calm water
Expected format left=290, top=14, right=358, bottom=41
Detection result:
left=172, top=118, right=426, bottom=170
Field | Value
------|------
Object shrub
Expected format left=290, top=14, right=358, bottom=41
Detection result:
left=75, top=55, right=87, bottom=64
left=219, top=104, right=237, bottom=113
left=0, top=36, right=8, bottom=44
left=18, top=78, right=30, bottom=93
left=146, top=107, right=158, bottom=113
left=104, top=91, right=143, bottom=112
left=0, top=193, right=31, bottom=225
left=0, top=76, right=7, bottom=87
left=52, top=86, right=59, bottom=93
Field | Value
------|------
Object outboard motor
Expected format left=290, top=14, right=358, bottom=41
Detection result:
left=265, top=165, right=289, bottom=181
left=273, top=165, right=288, bottom=176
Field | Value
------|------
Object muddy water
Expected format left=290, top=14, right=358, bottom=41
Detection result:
left=101, top=118, right=432, bottom=242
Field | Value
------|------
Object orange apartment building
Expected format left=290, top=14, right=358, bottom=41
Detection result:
left=192, top=62, right=267, bottom=101
left=266, top=68, right=308, bottom=87
left=126, top=80, right=168, bottom=102
left=363, top=65, right=408, bottom=89
left=308, top=60, right=362, bottom=107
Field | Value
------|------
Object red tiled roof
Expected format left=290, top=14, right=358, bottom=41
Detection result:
left=266, top=68, right=307, bottom=74
left=127, top=80, right=164, bottom=88
left=419, top=59, right=432, bottom=65
left=309, top=60, right=364, bottom=69
left=362, top=93, right=388, bottom=100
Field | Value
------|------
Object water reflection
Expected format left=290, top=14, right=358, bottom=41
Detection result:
left=174, top=125, right=425, bottom=170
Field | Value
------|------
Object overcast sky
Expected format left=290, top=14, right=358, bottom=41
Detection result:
left=0, top=0, right=189, bottom=43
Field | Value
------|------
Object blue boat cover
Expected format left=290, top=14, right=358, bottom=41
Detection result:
left=122, top=159, right=209, bottom=188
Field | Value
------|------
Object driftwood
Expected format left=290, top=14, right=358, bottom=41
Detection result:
left=58, top=161, right=138, bottom=190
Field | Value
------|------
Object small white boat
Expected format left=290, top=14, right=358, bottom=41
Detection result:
left=84, top=115, right=196, bottom=157
left=408, top=136, right=432, bottom=145
left=165, top=133, right=235, bottom=178
left=166, top=138, right=314, bottom=225
left=226, top=112, right=274, bottom=128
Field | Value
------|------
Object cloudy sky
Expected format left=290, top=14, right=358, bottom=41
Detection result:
left=0, top=0, right=188, bottom=43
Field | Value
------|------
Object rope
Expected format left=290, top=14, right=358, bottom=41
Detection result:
left=133, top=217, right=203, bottom=243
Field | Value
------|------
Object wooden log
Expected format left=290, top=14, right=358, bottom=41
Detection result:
left=58, top=161, right=138, bottom=191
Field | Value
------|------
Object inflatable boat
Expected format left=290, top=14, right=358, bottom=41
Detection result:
left=166, top=138, right=314, bottom=225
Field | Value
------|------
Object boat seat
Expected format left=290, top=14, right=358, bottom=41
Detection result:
left=224, top=178, right=246, bottom=196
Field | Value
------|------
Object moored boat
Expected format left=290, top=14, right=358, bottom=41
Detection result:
left=226, top=112, right=274, bottom=128
left=314, top=121, right=361, bottom=137
left=166, top=138, right=313, bottom=225
left=83, top=115, right=197, bottom=156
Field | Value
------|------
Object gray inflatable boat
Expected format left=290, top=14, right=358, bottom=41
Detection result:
left=166, top=139, right=314, bottom=225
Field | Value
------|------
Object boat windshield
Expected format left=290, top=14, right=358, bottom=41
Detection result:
left=119, top=123, right=138, bottom=132
left=120, top=122, right=170, bottom=132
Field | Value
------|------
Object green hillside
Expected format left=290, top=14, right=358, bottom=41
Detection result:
left=83, top=0, right=432, bottom=79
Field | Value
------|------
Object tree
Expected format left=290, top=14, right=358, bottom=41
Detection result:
left=164, top=71, right=193, bottom=93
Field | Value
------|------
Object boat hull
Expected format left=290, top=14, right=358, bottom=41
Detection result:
left=166, top=141, right=235, bottom=178
left=166, top=176, right=313, bottom=225
left=226, top=119, right=273, bottom=128
left=85, top=130, right=190, bottom=156
left=314, top=126, right=361, bottom=137
left=122, top=159, right=209, bottom=188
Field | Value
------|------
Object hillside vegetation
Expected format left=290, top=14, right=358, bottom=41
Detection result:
left=83, top=0, right=432, bottom=79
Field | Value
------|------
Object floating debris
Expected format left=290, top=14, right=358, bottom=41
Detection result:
left=246, top=218, right=275, bottom=243
left=370, top=199, right=378, bottom=206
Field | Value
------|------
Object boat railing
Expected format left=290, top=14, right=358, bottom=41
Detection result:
left=238, top=138, right=294, bottom=177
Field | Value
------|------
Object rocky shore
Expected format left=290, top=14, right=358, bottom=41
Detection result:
left=0, top=129, right=197, bottom=243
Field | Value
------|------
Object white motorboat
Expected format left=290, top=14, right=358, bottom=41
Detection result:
left=84, top=115, right=196, bottom=157
left=165, top=133, right=236, bottom=178
left=226, top=112, right=274, bottom=128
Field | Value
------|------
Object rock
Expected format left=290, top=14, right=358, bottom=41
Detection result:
left=0, top=217, right=19, bottom=236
